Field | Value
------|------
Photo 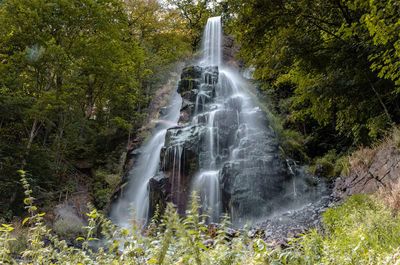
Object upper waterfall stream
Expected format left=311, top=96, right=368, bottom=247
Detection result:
left=111, top=16, right=325, bottom=227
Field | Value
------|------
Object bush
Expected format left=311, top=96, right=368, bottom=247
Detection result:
left=53, top=219, right=85, bottom=242
left=92, top=168, right=122, bottom=210
left=3, top=171, right=400, bottom=264
left=311, top=150, right=347, bottom=178
left=319, top=194, right=400, bottom=264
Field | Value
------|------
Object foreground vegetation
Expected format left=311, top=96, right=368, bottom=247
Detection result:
left=1, top=171, right=400, bottom=264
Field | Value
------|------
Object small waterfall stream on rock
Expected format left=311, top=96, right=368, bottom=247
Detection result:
left=111, top=16, right=326, bottom=227
left=110, top=93, right=182, bottom=226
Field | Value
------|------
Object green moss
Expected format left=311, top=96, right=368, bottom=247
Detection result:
left=92, top=166, right=123, bottom=210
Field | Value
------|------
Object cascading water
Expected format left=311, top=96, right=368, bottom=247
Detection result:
left=110, top=92, right=182, bottom=226
left=181, top=16, right=323, bottom=224
left=201, top=16, right=222, bottom=67
left=112, top=16, right=325, bottom=227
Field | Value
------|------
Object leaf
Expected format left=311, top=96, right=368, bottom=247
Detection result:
left=23, top=198, right=31, bottom=205
left=110, top=242, right=120, bottom=251
left=76, top=237, right=85, bottom=241
left=22, top=217, right=30, bottom=225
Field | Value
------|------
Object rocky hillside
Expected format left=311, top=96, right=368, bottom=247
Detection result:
left=334, top=129, right=400, bottom=199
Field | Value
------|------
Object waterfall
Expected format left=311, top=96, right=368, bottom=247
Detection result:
left=191, top=16, right=270, bottom=223
left=111, top=16, right=326, bottom=227
left=110, top=93, right=182, bottom=227
left=190, top=16, right=324, bottom=224
left=201, top=16, right=222, bottom=67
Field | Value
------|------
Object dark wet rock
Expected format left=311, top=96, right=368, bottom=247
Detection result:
left=159, top=125, right=208, bottom=213
left=130, top=148, right=142, bottom=156
left=148, top=172, right=169, bottom=218
left=159, top=106, right=168, bottom=116
left=252, top=194, right=333, bottom=246
left=150, top=60, right=328, bottom=229
left=178, top=66, right=203, bottom=94
left=222, top=34, right=241, bottom=69
left=181, top=65, right=203, bottom=80
left=181, top=90, right=198, bottom=103
left=220, top=125, right=291, bottom=223
left=202, top=194, right=333, bottom=249
left=225, top=96, right=243, bottom=112
left=204, top=66, right=219, bottom=85
left=178, top=79, right=201, bottom=94
left=179, top=100, right=195, bottom=124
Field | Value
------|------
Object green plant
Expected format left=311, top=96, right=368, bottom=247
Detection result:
left=3, top=171, right=400, bottom=264
left=53, top=219, right=85, bottom=242
left=311, top=150, right=346, bottom=178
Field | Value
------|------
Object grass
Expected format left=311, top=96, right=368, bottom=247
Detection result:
left=3, top=167, right=400, bottom=264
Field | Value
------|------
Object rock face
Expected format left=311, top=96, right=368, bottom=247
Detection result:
left=222, top=34, right=241, bottom=69
left=148, top=172, right=169, bottom=216
left=334, top=146, right=400, bottom=198
left=147, top=65, right=318, bottom=224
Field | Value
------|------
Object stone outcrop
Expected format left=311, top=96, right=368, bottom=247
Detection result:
left=148, top=64, right=300, bottom=222
left=334, top=146, right=400, bottom=199
left=222, top=34, right=241, bottom=69
left=155, top=66, right=221, bottom=214
left=148, top=172, right=169, bottom=216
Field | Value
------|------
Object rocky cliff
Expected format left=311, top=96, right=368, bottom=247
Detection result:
left=334, top=140, right=400, bottom=198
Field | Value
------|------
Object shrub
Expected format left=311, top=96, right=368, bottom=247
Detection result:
left=3, top=171, right=400, bottom=264
left=53, top=219, right=85, bottom=242
left=312, top=150, right=345, bottom=178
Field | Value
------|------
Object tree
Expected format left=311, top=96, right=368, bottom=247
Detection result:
left=225, top=0, right=400, bottom=154
left=167, top=0, right=215, bottom=51
left=125, top=0, right=191, bottom=98
left=357, top=0, right=400, bottom=90
left=0, top=0, right=147, bottom=218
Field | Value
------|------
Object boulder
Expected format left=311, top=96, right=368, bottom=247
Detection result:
left=180, top=65, right=203, bottom=80
left=177, top=65, right=203, bottom=94
left=148, top=172, right=169, bottom=218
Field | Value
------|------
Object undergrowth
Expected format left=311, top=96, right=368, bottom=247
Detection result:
left=2, top=171, right=400, bottom=264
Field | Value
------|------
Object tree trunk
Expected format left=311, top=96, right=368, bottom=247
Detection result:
left=367, top=76, right=393, bottom=124
left=22, top=114, right=40, bottom=169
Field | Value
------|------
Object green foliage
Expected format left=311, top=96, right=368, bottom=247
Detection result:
left=311, top=150, right=347, bottom=179
left=2, top=171, right=400, bottom=264
left=167, top=0, right=217, bottom=51
left=91, top=167, right=122, bottom=210
left=224, top=0, right=400, bottom=161
left=319, top=194, right=400, bottom=264
left=53, top=219, right=85, bottom=242
left=360, top=0, right=400, bottom=90
left=0, top=0, right=192, bottom=219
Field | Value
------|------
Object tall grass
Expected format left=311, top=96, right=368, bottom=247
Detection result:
left=2, top=171, right=400, bottom=264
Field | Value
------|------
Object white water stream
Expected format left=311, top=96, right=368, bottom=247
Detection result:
left=110, top=93, right=182, bottom=226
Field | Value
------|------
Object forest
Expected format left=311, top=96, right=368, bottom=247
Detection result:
left=1, top=0, right=400, bottom=264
